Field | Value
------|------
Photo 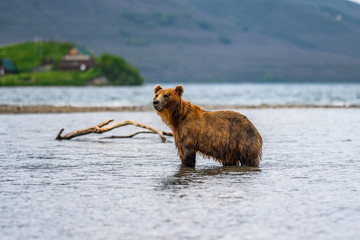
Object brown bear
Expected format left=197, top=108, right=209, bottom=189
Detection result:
left=153, top=85, right=262, bottom=167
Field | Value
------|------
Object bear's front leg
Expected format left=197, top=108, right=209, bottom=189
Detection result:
left=179, top=145, right=196, bottom=167
left=181, top=152, right=196, bottom=167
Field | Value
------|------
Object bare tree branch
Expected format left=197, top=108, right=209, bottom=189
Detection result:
left=56, top=119, right=173, bottom=142
left=102, top=130, right=156, bottom=139
left=102, top=130, right=173, bottom=139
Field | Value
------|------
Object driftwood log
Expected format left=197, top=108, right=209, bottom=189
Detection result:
left=56, top=119, right=173, bottom=142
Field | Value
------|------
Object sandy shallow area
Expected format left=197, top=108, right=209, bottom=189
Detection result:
left=0, top=105, right=151, bottom=114
left=1, top=104, right=359, bottom=114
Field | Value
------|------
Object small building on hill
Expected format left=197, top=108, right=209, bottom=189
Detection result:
left=0, top=58, right=17, bottom=76
left=33, top=57, right=55, bottom=72
left=42, top=57, right=54, bottom=65
left=59, top=46, right=95, bottom=71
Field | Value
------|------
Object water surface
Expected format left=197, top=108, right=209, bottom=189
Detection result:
left=1, top=83, right=360, bottom=107
left=1, top=109, right=359, bottom=239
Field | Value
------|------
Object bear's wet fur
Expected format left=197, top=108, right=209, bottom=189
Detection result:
left=153, top=85, right=262, bottom=167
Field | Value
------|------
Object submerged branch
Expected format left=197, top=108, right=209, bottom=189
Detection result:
left=56, top=119, right=173, bottom=142
left=102, top=130, right=173, bottom=139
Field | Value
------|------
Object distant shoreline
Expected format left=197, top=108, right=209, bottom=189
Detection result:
left=1, top=104, right=359, bottom=114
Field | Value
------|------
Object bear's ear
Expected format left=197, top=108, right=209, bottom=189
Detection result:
left=175, top=85, right=184, bottom=97
left=154, top=85, right=162, bottom=94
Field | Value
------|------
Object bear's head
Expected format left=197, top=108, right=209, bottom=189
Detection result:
left=153, top=85, right=184, bottom=111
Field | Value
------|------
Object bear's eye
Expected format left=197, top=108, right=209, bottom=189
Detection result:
left=164, top=94, right=169, bottom=98
left=155, top=94, right=158, bottom=98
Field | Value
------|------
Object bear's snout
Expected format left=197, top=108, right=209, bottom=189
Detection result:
left=153, top=100, right=160, bottom=110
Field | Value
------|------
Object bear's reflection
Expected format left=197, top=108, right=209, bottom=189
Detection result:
left=160, top=165, right=261, bottom=190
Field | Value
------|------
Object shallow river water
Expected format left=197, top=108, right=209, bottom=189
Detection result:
left=1, top=109, right=359, bottom=239
left=1, top=83, right=360, bottom=107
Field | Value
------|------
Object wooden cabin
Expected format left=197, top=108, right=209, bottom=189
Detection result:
left=0, top=58, right=17, bottom=76
left=33, top=57, right=55, bottom=72
left=59, top=46, right=95, bottom=71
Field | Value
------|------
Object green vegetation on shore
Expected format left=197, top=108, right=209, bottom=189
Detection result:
left=0, top=41, right=143, bottom=86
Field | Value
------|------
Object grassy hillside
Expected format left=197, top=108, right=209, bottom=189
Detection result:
left=183, top=0, right=360, bottom=58
left=0, top=70, right=100, bottom=86
left=1, top=0, right=360, bottom=82
left=0, top=41, right=143, bottom=86
left=0, top=41, right=73, bottom=72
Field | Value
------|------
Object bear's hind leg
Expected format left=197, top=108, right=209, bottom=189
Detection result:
left=222, top=159, right=240, bottom=166
left=239, top=156, right=259, bottom=167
